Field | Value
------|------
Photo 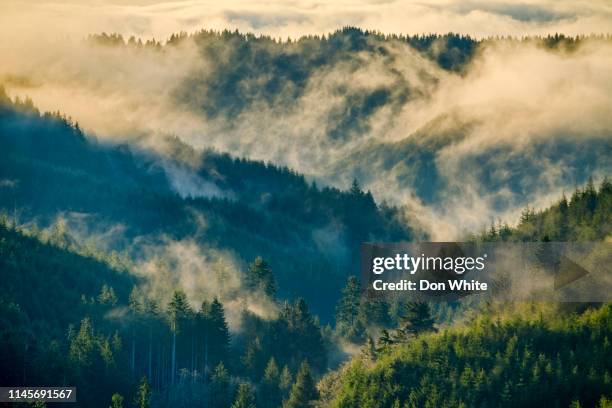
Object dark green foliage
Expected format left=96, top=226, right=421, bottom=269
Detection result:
left=335, top=276, right=365, bottom=341
left=478, top=178, right=612, bottom=242
left=332, top=303, right=612, bottom=408
left=279, top=365, right=293, bottom=398
left=394, top=302, right=436, bottom=339
left=109, top=393, right=124, bottom=408
left=0, top=91, right=414, bottom=320
left=284, top=361, right=318, bottom=408
left=335, top=276, right=394, bottom=342
left=280, top=299, right=327, bottom=371
left=0, top=32, right=610, bottom=406
left=167, top=290, right=193, bottom=331
left=86, top=29, right=612, bottom=137
left=135, top=376, right=151, bottom=408
left=260, top=358, right=282, bottom=408
left=210, top=362, right=232, bottom=408
left=232, top=383, right=257, bottom=408
left=246, top=257, right=277, bottom=298
left=0, top=219, right=331, bottom=407
left=201, top=298, right=231, bottom=369
left=0, top=219, right=133, bottom=404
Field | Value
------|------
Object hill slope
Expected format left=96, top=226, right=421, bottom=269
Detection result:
left=328, top=302, right=612, bottom=408
left=0, top=87, right=416, bottom=319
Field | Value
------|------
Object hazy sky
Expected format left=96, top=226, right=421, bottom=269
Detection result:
left=1, top=0, right=611, bottom=239
left=1, top=0, right=611, bottom=43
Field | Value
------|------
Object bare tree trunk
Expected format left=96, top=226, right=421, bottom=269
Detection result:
left=160, top=345, right=164, bottom=389
left=160, top=344, right=164, bottom=389
left=191, top=335, right=195, bottom=383
left=131, top=328, right=135, bottom=374
left=148, top=327, right=152, bottom=381
left=171, top=324, right=176, bottom=385
left=204, top=333, right=208, bottom=388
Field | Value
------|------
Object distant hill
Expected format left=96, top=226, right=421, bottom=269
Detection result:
left=81, top=29, right=612, bottom=229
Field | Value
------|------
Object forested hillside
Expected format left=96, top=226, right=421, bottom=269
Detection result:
left=0, top=87, right=415, bottom=319
left=0, top=218, right=332, bottom=407
left=475, top=177, right=612, bottom=242
left=325, top=181, right=612, bottom=408
left=73, top=28, right=612, bottom=235
left=0, top=25, right=611, bottom=408
left=328, top=302, right=612, bottom=408
left=5, top=28, right=611, bottom=237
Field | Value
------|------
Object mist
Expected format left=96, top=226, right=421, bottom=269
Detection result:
left=1, top=3, right=611, bottom=240
left=136, top=237, right=279, bottom=331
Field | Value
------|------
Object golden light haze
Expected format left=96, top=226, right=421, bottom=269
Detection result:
left=1, top=0, right=612, bottom=42
left=1, top=0, right=611, bottom=240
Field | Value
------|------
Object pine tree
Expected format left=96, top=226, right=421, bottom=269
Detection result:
left=135, top=376, right=150, bottom=408
left=211, top=362, right=231, bottom=408
left=362, top=298, right=391, bottom=327
left=283, top=361, right=318, bottom=408
left=584, top=176, right=597, bottom=215
left=279, top=365, right=293, bottom=399
left=396, top=302, right=436, bottom=339
left=335, top=276, right=364, bottom=341
left=98, top=284, right=117, bottom=305
left=69, top=317, right=95, bottom=367
left=246, top=257, right=277, bottom=298
left=232, top=383, right=257, bottom=408
left=559, top=193, right=569, bottom=239
left=167, top=290, right=192, bottom=385
left=350, top=179, right=362, bottom=196
left=209, top=297, right=231, bottom=366
left=109, top=393, right=124, bottom=408
left=261, top=357, right=281, bottom=408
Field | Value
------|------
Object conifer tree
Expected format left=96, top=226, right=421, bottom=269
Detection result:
left=283, top=361, right=318, bottom=408
left=109, top=393, right=124, bottom=408
left=261, top=357, right=282, bottom=408
left=279, top=365, right=293, bottom=399
left=335, top=276, right=365, bottom=341
left=135, top=376, right=150, bottom=408
left=210, top=362, right=231, bottom=408
left=396, top=302, right=436, bottom=339
left=246, top=257, right=277, bottom=298
left=209, top=297, right=231, bottom=366
left=69, top=317, right=95, bottom=367
left=167, top=290, right=192, bottom=384
left=232, top=383, right=257, bottom=408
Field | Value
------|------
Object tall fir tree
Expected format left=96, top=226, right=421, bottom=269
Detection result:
left=167, top=290, right=192, bottom=384
left=232, top=383, right=257, bottom=408
left=261, top=357, right=282, bottom=408
left=210, top=362, right=231, bottom=408
left=395, top=302, right=436, bottom=339
left=335, top=276, right=365, bottom=341
left=209, top=297, right=231, bottom=367
left=283, top=361, right=318, bottom=408
left=246, top=257, right=277, bottom=298
left=135, top=376, right=150, bottom=408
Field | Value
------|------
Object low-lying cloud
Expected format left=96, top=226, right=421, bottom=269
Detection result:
left=1, top=1, right=611, bottom=240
